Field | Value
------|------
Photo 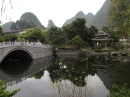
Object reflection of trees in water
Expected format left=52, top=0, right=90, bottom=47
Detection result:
left=88, top=55, right=114, bottom=66
left=94, top=55, right=130, bottom=89
left=47, top=57, right=96, bottom=87
left=107, top=60, right=130, bottom=87
left=34, top=71, right=44, bottom=79
left=48, top=55, right=130, bottom=90
left=47, top=55, right=130, bottom=97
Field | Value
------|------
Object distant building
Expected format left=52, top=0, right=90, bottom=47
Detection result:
left=3, top=29, right=27, bottom=35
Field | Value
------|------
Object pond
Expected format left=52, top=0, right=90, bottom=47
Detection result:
left=0, top=55, right=130, bottom=97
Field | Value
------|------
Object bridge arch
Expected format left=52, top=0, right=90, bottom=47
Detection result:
left=0, top=47, right=34, bottom=63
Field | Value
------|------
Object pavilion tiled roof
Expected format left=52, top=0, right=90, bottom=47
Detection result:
left=91, top=30, right=113, bottom=41
left=95, top=30, right=108, bottom=36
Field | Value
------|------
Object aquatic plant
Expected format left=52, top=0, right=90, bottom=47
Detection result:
left=109, top=83, right=130, bottom=97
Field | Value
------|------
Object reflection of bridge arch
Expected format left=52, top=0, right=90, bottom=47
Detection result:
left=1, top=47, right=34, bottom=62
left=0, top=59, right=33, bottom=78
left=0, top=56, right=52, bottom=85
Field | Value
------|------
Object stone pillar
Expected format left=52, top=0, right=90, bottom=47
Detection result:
left=3, top=41, right=5, bottom=46
left=105, top=42, right=106, bottom=49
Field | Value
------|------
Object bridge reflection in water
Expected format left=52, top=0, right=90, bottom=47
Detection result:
left=0, top=56, right=53, bottom=85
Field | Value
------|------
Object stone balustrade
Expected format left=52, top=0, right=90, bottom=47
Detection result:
left=0, top=41, right=52, bottom=48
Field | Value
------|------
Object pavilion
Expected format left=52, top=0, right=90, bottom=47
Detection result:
left=91, top=29, right=113, bottom=49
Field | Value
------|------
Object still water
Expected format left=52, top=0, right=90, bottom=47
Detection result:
left=0, top=55, right=130, bottom=97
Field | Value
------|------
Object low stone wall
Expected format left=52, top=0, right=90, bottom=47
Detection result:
left=57, top=50, right=80, bottom=56
left=57, top=49, right=113, bottom=58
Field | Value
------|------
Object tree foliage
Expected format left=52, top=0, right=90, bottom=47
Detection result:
left=0, top=26, right=3, bottom=36
left=0, top=35, right=4, bottom=42
left=88, top=26, right=98, bottom=38
left=47, top=18, right=98, bottom=48
left=70, top=35, right=84, bottom=48
left=62, top=18, right=98, bottom=46
left=4, top=34, right=18, bottom=42
left=19, top=27, right=46, bottom=43
left=0, top=80, right=20, bottom=97
left=109, top=0, right=130, bottom=38
left=48, top=27, right=67, bottom=45
left=0, top=26, right=4, bottom=42
left=103, top=26, right=119, bottom=42
left=110, top=83, right=130, bottom=97
left=62, top=18, right=89, bottom=41
left=87, top=26, right=98, bottom=45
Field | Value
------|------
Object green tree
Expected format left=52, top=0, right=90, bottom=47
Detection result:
left=23, top=27, right=46, bottom=43
left=102, top=26, right=119, bottom=43
left=0, top=80, right=20, bottom=97
left=4, top=34, right=18, bottom=42
left=88, top=26, right=98, bottom=38
left=48, top=27, right=67, bottom=45
left=0, top=35, right=4, bottom=42
left=0, top=26, right=4, bottom=42
left=109, top=0, right=130, bottom=38
left=62, top=18, right=89, bottom=41
left=88, top=26, right=98, bottom=45
left=42, top=30, right=50, bottom=44
left=0, top=26, right=3, bottom=36
left=48, top=26, right=58, bottom=43
left=71, top=35, right=84, bottom=48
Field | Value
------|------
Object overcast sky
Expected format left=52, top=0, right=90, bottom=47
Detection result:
left=1, top=0, right=106, bottom=27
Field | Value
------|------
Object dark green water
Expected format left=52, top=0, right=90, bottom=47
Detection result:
left=0, top=55, right=130, bottom=97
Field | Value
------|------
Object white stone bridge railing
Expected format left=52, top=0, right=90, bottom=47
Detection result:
left=0, top=41, right=52, bottom=48
left=0, top=41, right=53, bottom=63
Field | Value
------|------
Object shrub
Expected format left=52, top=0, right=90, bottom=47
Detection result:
left=114, top=42, right=126, bottom=50
left=4, top=34, right=18, bottom=42
left=0, top=36, right=4, bottom=42
left=71, top=35, right=84, bottom=48
left=94, top=45, right=102, bottom=52
left=0, top=81, right=20, bottom=97
left=109, top=83, right=130, bottom=97
left=80, top=49, right=90, bottom=54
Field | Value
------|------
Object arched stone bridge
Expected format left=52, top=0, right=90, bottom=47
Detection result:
left=0, top=41, right=53, bottom=63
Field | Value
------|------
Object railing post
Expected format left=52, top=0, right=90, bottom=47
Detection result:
left=3, top=41, right=5, bottom=46
left=9, top=41, right=11, bottom=46
left=34, top=42, right=35, bottom=46
left=21, top=41, right=22, bottom=45
left=14, top=41, right=16, bottom=45
left=24, top=41, right=26, bottom=45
